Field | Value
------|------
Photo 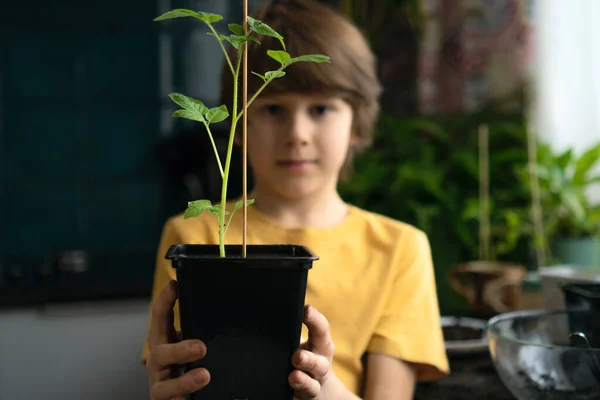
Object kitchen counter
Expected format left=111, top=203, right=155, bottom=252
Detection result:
left=415, top=352, right=515, bottom=399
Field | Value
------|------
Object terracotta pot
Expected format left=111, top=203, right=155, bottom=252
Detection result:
left=448, top=261, right=526, bottom=317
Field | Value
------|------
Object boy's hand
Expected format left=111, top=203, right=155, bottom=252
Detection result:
left=146, top=280, right=210, bottom=400
left=290, top=305, right=336, bottom=400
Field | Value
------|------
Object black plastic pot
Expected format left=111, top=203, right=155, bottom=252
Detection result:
left=562, top=282, right=600, bottom=348
left=166, top=244, right=318, bottom=400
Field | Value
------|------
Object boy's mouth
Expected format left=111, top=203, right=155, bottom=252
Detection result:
left=276, top=160, right=317, bottom=170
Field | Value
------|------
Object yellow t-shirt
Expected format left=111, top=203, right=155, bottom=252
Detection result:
left=142, top=201, right=449, bottom=394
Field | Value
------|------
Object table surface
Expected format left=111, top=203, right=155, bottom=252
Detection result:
left=413, top=291, right=548, bottom=399
left=414, top=352, right=515, bottom=399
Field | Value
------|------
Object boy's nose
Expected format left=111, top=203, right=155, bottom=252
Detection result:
left=284, top=112, right=311, bottom=147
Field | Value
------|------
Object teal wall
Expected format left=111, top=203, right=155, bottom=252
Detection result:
left=1, top=0, right=163, bottom=283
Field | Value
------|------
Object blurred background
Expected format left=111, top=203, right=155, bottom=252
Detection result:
left=1, top=0, right=599, bottom=399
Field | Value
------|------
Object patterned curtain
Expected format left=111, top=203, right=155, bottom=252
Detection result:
left=417, top=0, right=534, bottom=114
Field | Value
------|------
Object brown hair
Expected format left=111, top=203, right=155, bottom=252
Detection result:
left=219, top=0, right=382, bottom=180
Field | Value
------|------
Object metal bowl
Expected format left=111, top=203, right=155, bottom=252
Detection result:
left=487, top=309, right=600, bottom=400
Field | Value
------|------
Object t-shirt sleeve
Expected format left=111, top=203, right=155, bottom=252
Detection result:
left=366, top=228, right=449, bottom=381
left=141, top=218, right=181, bottom=362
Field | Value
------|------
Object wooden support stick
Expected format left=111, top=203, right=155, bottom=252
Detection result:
left=479, top=124, right=491, bottom=261
left=242, top=0, right=249, bottom=258
left=527, top=123, right=546, bottom=266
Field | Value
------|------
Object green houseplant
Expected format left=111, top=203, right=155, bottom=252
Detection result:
left=153, top=8, right=329, bottom=399
left=512, top=140, right=600, bottom=267
left=445, top=124, right=527, bottom=318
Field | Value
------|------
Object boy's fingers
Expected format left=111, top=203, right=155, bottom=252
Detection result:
left=289, top=369, right=320, bottom=399
left=149, top=340, right=207, bottom=371
left=303, top=305, right=335, bottom=358
left=291, top=372, right=320, bottom=399
left=151, top=367, right=210, bottom=400
left=292, top=349, right=330, bottom=380
left=148, top=280, right=178, bottom=349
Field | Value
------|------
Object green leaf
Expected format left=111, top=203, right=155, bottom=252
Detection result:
left=184, top=200, right=212, bottom=219
left=222, top=34, right=260, bottom=49
left=168, top=93, right=208, bottom=114
left=233, top=198, right=255, bottom=212
left=461, top=198, right=482, bottom=221
left=267, top=50, right=291, bottom=65
left=290, top=54, right=331, bottom=64
left=205, top=105, right=229, bottom=124
left=222, top=35, right=241, bottom=49
left=586, top=175, right=600, bottom=185
left=451, top=150, right=479, bottom=178
left=154, top=9, right=223, bottom=23
left=265, top=70, right=286, bottom=80
left=491, top=148, right=527, bottom=164
left=562, top=189, right=586, bottom=222
left=196, top=11, right=223, bottom=23
left=172, top=109, right=205, bottom=123
left=245, top=35, right=261, bottom=45
left=228, top=23, right=245, bottom=36
left=556, top=148, right=574, bottom=170
left=496, top=209, right=524, bottom=255
left=251, top=71, right=266, bottom=82
left=154, top=9, right=198, bottom=21
left=533, top=165, right=552, bottom=181
left=411, top=119, right=451, bottom=143
left=207, top=205, right=229, bottom=215
left=573, top=142, right=600, bottom=183
left=247, top=16, right=285, bottom=49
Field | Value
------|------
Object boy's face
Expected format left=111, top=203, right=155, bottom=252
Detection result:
left=245, top=92, right=353, bottom=200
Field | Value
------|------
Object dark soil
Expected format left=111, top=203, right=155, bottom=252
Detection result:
left=443, top=325, right=484, bottom=341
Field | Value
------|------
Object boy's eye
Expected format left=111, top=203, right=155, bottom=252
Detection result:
left=311, top=105, right=330, bottom=115
left=264, top=105, right=283, bottom=115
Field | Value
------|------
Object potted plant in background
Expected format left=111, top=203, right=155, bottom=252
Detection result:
left=446, top=124, right=526, bottom=318
left=500, top=135, right=600, bottom=311
left=505, top=139, right=600, bottom=269
left=527, top=140, right=600, bottom=268
left=153, top=7, right=329, bottom=399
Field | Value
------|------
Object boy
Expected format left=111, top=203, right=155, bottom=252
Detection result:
left=143, top=0, right=449, bottom=399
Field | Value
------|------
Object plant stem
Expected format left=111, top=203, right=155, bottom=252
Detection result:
left=224, top=209, right=237, bottom=237
left=218, top=43, right=244, bottom=257
left=203, top=122, right=224, bottom=178
left=235, top=65, right=286, bottom=124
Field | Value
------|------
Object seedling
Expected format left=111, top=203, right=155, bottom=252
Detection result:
left=154, top=9, right=330, bottom=257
